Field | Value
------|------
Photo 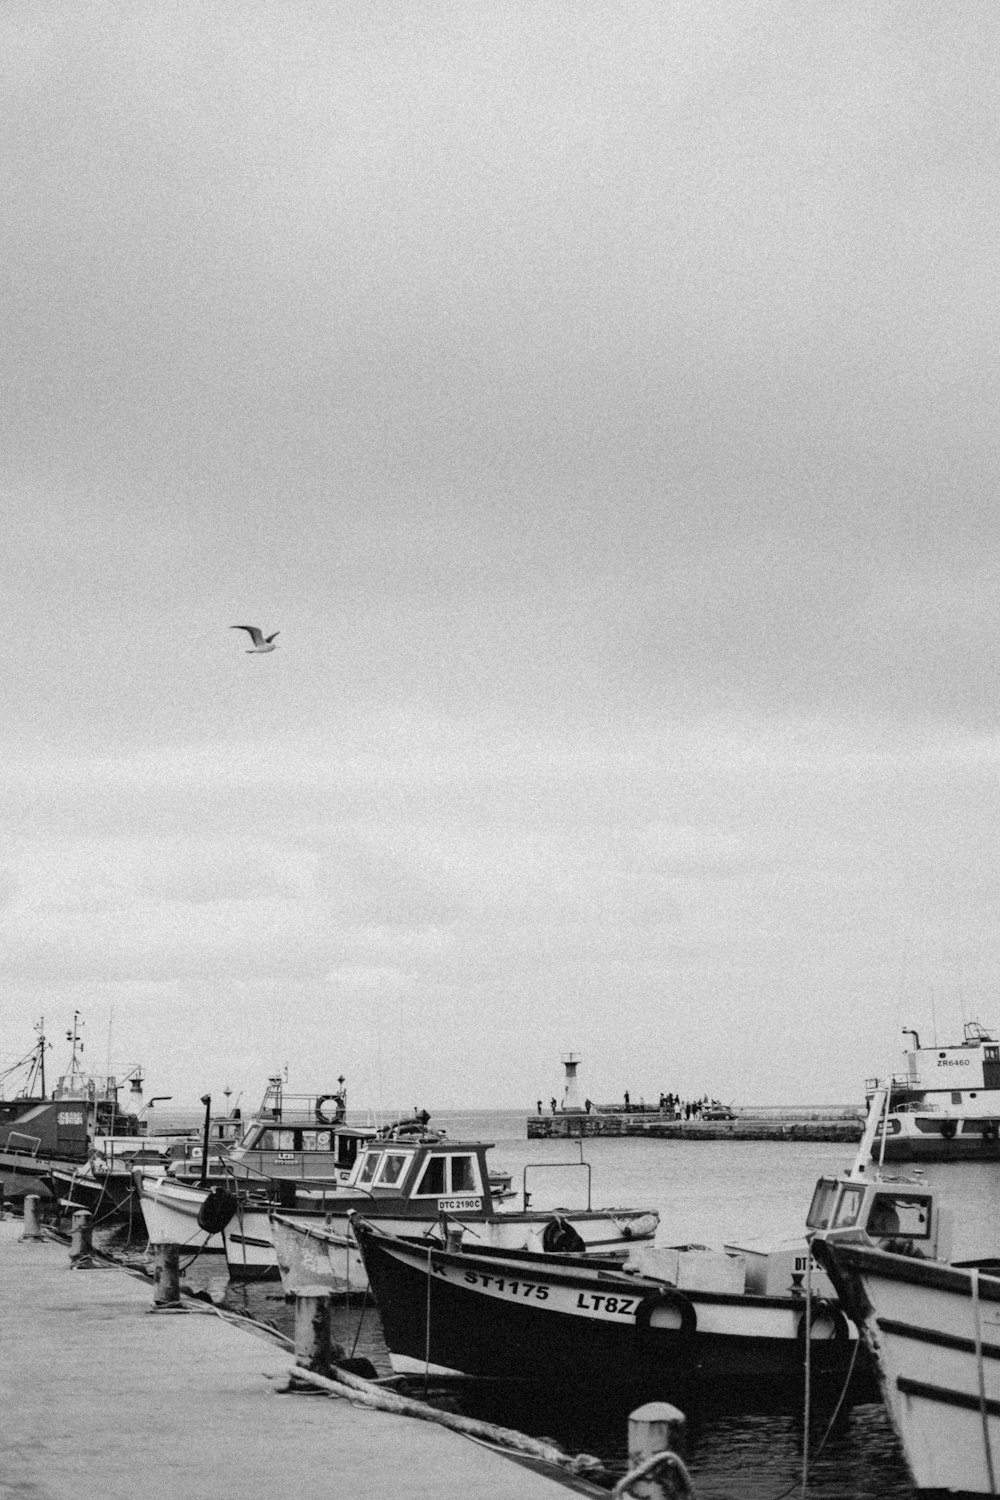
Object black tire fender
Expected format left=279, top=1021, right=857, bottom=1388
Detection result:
left=634, top=1286, right=697, bottom=1340
left=541, top=1216, right=587, bottom=1254
left=796, top=1298, right=849, bottom=1347
left=197, top=1187, right=238, bottom=1235
left=940, top=1120, right=957, bottom=1140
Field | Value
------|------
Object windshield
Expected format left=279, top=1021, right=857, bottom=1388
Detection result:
left=806, top=1178, right=839, bottom=1231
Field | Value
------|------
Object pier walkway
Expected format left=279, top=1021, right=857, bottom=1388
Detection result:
left=528, top=1111, right=863, bottom=1141
left=0, top=1219, right=580, bottom=1500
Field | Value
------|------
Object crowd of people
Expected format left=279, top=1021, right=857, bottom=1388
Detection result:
left=536, top=1091, right=730, bottom=1117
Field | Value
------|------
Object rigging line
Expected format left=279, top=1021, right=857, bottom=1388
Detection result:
left=424, top=1241, right=433, bottom=1399
left=971, top=1268, right=997, bottom=1496
left=801, top=1255, right=812, bottom=1500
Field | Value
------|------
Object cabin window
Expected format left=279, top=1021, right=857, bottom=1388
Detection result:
left=262, top=1129, right=296, bottom=1151
left=866, top=1192, right=932, bottom=1240
left=414, top=1156, right=447, bottom=1196
left=358, top=1153, right=381, bottom=1185
left=375, top=1153, right=409, bottom=1187
left=450, top=1155, right=478, bottom=1193
left=805, top=1178, right=839, bottom=1231
left=831, top=1184, right=866, bottom=1229
left=411, top=1154, right=482, bottom=1197
left=952, top=1092, right=962, bottom=1105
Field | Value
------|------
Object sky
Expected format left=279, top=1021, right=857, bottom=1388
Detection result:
left=1, top=1, right=999, bottom=1114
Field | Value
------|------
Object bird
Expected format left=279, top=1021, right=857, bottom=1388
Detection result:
left=230, top=625, right=279, bottom=653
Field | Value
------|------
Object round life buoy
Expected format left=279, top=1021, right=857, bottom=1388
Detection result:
left=541, top=1216, right=587, bottom=1254
left=634, top=1286, right=697, bottom=1341
left=315, top=1095, right=343, bottom=1124
left=196, top=1187, right=238, bottom=1235
left=795, top=1298, right=849, bottom=1349
left=940, top=1120, right=957, bottom=1140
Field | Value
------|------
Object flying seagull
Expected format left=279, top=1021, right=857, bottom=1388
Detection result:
left=231, top=625, right=279, bottom=654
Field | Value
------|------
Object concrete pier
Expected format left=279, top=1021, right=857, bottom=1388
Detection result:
left=528, top=1111, right=863, bottom=1141
left=0, top=1219, right=582, bottom=1499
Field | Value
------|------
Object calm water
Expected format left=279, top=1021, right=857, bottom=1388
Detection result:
left=161, top=1108, right=1000, bottom=1498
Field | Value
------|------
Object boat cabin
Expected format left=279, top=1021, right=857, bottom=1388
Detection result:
left=350, top=1138, right=494, bottom=1214
left=222, top=1077, right=375, bottom=1186
left=868, top=1020, right=1000, bottom=1109
left=806, top=1173, right=951, bottom=1260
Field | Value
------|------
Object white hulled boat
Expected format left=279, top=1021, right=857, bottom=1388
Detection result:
left=135, top=1075, right=375, bottom=1255
left=810, top=1120, right=1000, bottom=1496
left=867, top=1020, right=1000, bottom=1161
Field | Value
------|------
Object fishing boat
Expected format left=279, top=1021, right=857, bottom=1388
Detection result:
left=809, top=1181, right=1000, bottom=1494
left=51, top=1104, right=245, bottom=1225
left=0, top=1014, right=173, bottom=1202
left=350, top=1094, right=944, bottom=1416
left=134, top=1076, right=375, bottom=1255
left=351, top=1218, right=877, bottom=1416
left=263, top=1131, right=659, bottom=1292
left=867, top=1019, right=1000, bottom=1161
left=808, top=1091, right=1000, bottom=1498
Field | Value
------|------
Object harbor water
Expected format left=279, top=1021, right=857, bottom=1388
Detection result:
left=162, top=1106, right=1000, bottom=1499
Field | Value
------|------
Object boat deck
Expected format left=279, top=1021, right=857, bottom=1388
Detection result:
left=0, top=1216, right=579, bottom=1499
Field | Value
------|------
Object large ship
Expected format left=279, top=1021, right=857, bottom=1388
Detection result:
left=867, top=1019, right=1000, bottom=1161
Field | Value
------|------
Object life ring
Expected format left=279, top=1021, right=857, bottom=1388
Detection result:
left=940, top=1120, right=956, bottom=1140
left=315, top=1095, right=343, bottom=1124
left=196, top=1186, right=238, bottom=1235
left=795, top=1298, right=849, bottom=1349
left=541, top=1216, right=587, bottom=1254
left=634, top=1286, right=697, bottom=1341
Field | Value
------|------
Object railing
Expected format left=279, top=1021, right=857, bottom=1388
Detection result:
left=523, top=1157, right=592, bottom=1211
left=3, top=1131, right=42, bottom=1157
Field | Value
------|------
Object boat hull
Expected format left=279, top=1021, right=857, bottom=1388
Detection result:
left=136, top=1172, right=231, bottom=1253
left=874, top=1116, right=1000, bottom=1162
left=50, top=1166, right=140, bottom=1225
left=815, top=1237, right=1000, bottom=1496
left=353, top=1222, right=876, bottom=1414
left=261, top=1203, right=659, bottom=1292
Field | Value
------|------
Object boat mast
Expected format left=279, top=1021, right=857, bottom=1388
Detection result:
left=33, top=1016, right=47, bottom=1098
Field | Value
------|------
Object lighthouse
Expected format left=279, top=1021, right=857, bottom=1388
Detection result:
left=561, top=1052, right=584, bottom=1113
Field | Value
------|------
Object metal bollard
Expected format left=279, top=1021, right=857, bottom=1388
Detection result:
left=69, top=1210, right=94, bottom=1267
left=20, top=1195, right=44, bottom=1241
left=294, top=1286, right=345, bottom=1376
left=152, top=1243, right=182, bottom=1307
left=614, top=1403, right=692, bottom=1500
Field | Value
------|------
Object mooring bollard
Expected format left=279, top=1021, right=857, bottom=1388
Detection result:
left=69, top=1210, right=94, bottom=1267
left=294, top=1286, right=345, bottom=1376
left=615, top=1402, right=691, bottom=1500
left=151, top=1243, right=181, bottom=1306
left=20, top=1194, right=44, bottom=1241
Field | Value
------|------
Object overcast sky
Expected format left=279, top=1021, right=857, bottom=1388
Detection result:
left=2, top=2, right=998, bottom=1113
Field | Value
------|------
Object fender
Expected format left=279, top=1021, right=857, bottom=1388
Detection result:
left=634, top=1285, right=697, bottom=1340
left=940, top=1120, right=957, bottom=1140
left=541, top=1216, right=586, bottom=1254
left=796, top=1298, right=849, bottom=1348
left=196, top=1187, right=238, bottom=1235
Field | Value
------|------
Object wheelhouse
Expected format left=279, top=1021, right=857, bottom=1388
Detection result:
left=351, top=1139, right=494, bottom=1210
left=806, top=1174, right=947, bottom=1256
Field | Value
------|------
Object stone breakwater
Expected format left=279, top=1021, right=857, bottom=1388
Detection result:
left=527, top=1112, right=864, bottom=1142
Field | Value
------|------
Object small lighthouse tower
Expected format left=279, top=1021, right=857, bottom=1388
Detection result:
left=561, top=1052, right=584, bottom=1113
